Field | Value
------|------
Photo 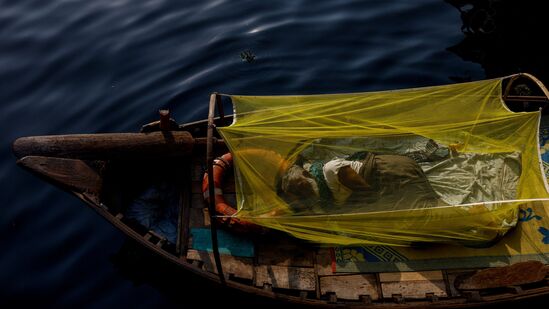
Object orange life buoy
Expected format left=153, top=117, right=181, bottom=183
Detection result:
left=202, top=152, right=260, bottom=233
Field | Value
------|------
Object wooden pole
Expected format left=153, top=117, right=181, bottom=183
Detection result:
left=12, top=131, right=194, bottom=159
left=504, top=95, right=548, bottom=102
left=206, top=93, right=226, bottom=285
left=159, top=110, right=171, bottom=131
left=215, top=94, right=225, bottom=126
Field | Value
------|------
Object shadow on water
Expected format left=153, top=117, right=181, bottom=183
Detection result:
left=446, top=0, right=549, bottom=85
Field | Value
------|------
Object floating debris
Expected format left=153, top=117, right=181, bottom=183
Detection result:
left=240, top=50, right=256, bottom=63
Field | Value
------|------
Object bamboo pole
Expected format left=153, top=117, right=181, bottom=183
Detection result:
left=206, top=93, right=226, bottom=285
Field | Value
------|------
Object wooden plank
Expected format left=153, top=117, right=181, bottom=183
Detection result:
left=191, top=193, right=205, bottom=208
left=381, top=280, right=447, bottom=299
left=191, top=161, right=204, bottom=181
left=12, top=131, right=194, bottom=159
left=186, top=209, right=205, bottom=267
left=379, top=270, right=447, bottom=299
left=17, top=156, right=102, bottom=194
left=455, top=261, right=548, bottom=290
left=379, top=270, right=443, bottom=282
left=320, top=274, right=379, bottom=300
left=189, top=207, right=206, bottom=228
left=255, top=265, right=316, bottom=291
left=176, top=164, right=192, bottom=256
left=505, top=95, right=549, bottom=102
left=202, top=208, right=211, bottom=226
left=316, top=248, right=334, bottom=276
left=192, top=181, right=203, bottom=194
left=186, top=249, right=253, bottom=280
left=257, top=238, right=314, bottom=267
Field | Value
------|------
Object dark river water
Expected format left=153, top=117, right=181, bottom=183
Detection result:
left=2, top=0, right=548, bottom=308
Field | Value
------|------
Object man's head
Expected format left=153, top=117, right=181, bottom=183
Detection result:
left=280, top=165, right=320, bottom=211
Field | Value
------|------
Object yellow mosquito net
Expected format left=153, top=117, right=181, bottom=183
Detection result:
left=218, top=75, right=549, bottom=246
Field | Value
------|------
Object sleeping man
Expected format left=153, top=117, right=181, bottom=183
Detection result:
left=279, top=151, right=448, bottom=213
left=276, top=139, right=517, bottom=247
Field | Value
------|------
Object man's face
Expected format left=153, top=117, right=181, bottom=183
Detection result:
left=291, top=169, right=320, bottom=199
left=281, top=165, right=320, bottom=212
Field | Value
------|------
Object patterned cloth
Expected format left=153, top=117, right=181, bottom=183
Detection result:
left=332, top=202, right=549, bottom=272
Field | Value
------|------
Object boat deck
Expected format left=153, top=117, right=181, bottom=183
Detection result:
left=95, top=152, right=549, bottom=307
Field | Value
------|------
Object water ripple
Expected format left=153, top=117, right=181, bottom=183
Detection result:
left=0, top=0, right=494, bottom=307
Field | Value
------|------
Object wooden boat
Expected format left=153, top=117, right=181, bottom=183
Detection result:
left=12, top=73, right=549, bottom=307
